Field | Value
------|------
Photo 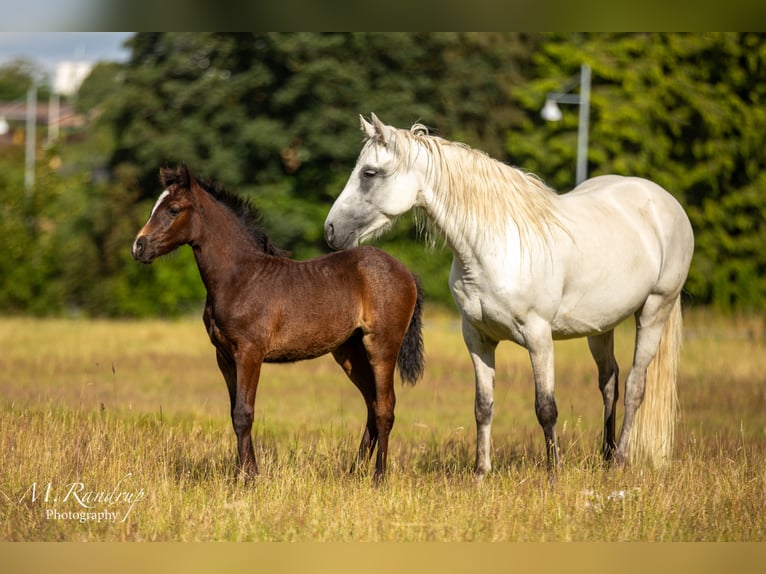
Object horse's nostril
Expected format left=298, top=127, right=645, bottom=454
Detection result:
left=132, top=236, right=146, bottom=259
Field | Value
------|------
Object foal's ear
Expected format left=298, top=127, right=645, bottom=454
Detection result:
left=159, top=163, right=193, bottom=190
left=160, top=166, right=174, bottom=188
left=177, top=163, right=192, bottom=189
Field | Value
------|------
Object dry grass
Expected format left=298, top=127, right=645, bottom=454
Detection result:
left=1, top=308, right=765, bottom=541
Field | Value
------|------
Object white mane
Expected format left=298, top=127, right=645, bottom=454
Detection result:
left=388, top=124, right=565, bottom=251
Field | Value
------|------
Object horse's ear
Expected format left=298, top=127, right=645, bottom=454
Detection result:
left=160, top=165, right=180, bottom=188
left=369, top=113, right=392, bottom=145
left=160, top=167, right=172, bottom=188
left=360, top=114, right=376, bottom=139
left=177, top=163, right=192, bottom=189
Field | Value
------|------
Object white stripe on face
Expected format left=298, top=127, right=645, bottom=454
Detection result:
left=149, top=190, right=170, bottom=219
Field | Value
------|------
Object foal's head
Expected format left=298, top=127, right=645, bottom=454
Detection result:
left=132, top=163, right=201, bottom=264
left=132, top=163, right=288, bottom=264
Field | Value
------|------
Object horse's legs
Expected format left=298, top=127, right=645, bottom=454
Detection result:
left=230, top=351, right=263, bottom=479
left=215, top=348, right=237, bottom=412
left=215, top=347, right=242, bottom=471
left=332, top=336, right=378, bottom=473
left=461, top=318, right=498, bottom=478
left=614, top=294, right=674, bottom=465
left=360, top=333, right=399, bottom=485
left=526, top=324, right=560, bottom=475
left=207, top=302, right=259, bottom=476
left=587, top=331, right=619, bottom=460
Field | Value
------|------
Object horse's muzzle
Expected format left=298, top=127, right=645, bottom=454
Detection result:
left=324, top=221, right=356, bottom=250
left=324, top=222, right=338, bottom=249
left=132, top=235, right=152, bottom=263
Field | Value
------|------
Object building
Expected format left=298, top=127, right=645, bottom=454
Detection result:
left=0, top=100, right=84, bottom=145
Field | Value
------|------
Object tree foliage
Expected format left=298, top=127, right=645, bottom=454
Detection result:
left=1, top=33, right=765, bottom=316
left=0, top=58, right=50, bottom=101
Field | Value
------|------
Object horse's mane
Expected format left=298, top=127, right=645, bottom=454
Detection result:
left=161, top=166, right=288, bottom=257
left=387, top=124, right=565, bottom=250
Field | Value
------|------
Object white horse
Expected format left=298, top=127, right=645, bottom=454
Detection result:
left=325, top=113, right=694, bottom=476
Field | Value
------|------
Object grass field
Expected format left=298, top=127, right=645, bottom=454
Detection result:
left=1, top=308, right=765, bottom=541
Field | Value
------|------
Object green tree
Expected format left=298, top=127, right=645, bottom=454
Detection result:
left=75, top=61, right=124, bottom=115
left=0, top=58, right=50, bottom=101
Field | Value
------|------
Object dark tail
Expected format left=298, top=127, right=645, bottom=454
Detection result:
left=397, top=275, right=425, bottom=385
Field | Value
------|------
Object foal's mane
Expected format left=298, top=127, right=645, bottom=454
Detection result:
left=386, top=124, right=565, bottom=250
left=162, top=166, right=287, bottom=257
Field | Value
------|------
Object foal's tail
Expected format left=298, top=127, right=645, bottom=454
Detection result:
left=397, top=276, right=425, bottom=385
left=629, top=296, right=682, bottom=468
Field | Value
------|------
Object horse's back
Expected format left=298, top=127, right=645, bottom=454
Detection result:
left=561, top=175, right=693, bottom=262
left=350, top=244, right=414, bottom=275
left=338, top=246, right=418, bottom=302
left=565, top=175, right=684, bottom=214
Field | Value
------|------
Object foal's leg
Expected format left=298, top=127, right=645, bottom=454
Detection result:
left=231, top=350, right=263, bottom=479
left=461, top=318, right=498, bottom=478
left=526, top=322, right=560, bottom=475
left=587, top=331, right=619, bottom=460
left=614, top=295, right=674, bottom=465
left=215, top=348, right=237, bottom=415
left=215, top=348, right=241, bottom=471
left=332, top=337, right=378, bottom=473
left=208, top=303, right=252, bottom=474
left=361, top=332, right=399, bottom=484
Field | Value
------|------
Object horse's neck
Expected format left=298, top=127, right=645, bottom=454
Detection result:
left=191, top=196, right=265, bottom=297
left=420, top=153, right=559, bottom=271
left=421, top=184, right=520, bottom=270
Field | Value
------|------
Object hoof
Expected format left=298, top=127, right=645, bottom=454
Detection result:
left=237, top=461, right=259, bottom=483
left=473, top=467, right=490, bottom=483
left=372, top=472, right=386, bottom=488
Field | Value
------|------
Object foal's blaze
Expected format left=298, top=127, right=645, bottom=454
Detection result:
left=132, top=163, right=424, bottom=483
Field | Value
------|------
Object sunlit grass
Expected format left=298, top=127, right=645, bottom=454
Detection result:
left=1, top=308, right=765, bottom=540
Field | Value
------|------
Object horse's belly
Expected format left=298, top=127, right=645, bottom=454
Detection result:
left=550, top=306, right=633, bottom=339
left=551, top=265, right=658, bottom=339
left=265, top=317, right=358, bottom=362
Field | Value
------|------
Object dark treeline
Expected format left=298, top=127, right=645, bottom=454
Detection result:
left=1, top=33, right=765, bottom=316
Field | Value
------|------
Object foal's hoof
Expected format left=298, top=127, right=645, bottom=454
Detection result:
left=545, top=460, right=562, bottom=487
left=237, top=463, right=259, bottom=483
left=372, top=473, right=386, bottom=488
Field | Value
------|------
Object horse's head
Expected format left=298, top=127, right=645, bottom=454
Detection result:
left=132, top=163, right=200, bottom=264
left=324, top=113, right=426, bottom=250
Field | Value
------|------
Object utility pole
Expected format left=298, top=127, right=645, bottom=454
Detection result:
left=25, top=85, right=37, bottom=198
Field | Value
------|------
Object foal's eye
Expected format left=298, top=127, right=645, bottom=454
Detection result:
left=168, top=205, right=181, bottom=217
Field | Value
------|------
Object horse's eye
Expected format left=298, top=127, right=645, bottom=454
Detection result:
left=363, top=169, right=377, bottom=179
left=168, top=205, right=181, bottom=216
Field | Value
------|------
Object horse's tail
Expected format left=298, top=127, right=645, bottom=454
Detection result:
left=629, top=295, right=682, bottom=468
left=397, top=275, right=425, bottom=385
